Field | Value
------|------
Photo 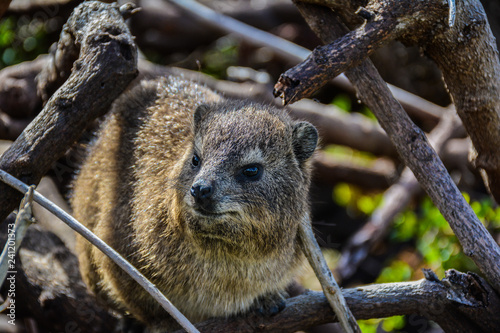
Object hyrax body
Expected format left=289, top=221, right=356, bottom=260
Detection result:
left=72, top=76, right=318, bottom=330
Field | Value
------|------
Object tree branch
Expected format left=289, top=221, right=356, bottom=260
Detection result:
left=182, top=270, right=500, bottom=333
left=421, top=0, right=500, bottom=204
left=299, top=215, right=360, bottom=333
left=284, top=1, right=500, bottom=294
left=273, top=0, right=448, bottom=105
left=0, top=215, right=117, bottom=332
left=0, top=1, right=138, bottom=223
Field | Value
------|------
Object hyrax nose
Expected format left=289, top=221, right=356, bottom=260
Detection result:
left=190, top=183, right=213, bottom=201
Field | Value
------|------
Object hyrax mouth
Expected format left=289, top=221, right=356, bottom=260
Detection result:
left=192, top=205, right=227, bottom=217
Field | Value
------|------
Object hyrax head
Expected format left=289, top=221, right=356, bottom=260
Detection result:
left=176, top=100, right=318, bottom=258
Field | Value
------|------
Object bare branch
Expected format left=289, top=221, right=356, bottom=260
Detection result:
left=422, top=0, right=500, bottom=204
left=299, top=214, right=361, bottom=333
left=287, top=1, right=500, bottom=294
left=184, top=270, right=500, bottom=333
left=274, top=1, right=448, bottom=104
left=0, top=1, right=138, bottom=223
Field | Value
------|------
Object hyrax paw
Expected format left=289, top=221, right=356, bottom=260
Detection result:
left=252, top=292, right=286, bottom=316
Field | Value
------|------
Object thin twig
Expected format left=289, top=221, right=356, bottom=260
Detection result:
left=0, top=169, right=200, bottom=333
left=0, top=185, right=35, bottom=287
left=447, top=0, right=456, bottom=27
left=299, top=214, right=361, bottom=333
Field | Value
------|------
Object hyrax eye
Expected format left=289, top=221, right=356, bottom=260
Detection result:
left=240, top=164, right=262, bottom=180
left=192, top=154, right=201, bottom=167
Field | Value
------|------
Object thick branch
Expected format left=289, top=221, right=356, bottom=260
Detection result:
left=421, top=0, right=500, bottom=203
left=182, top=270, right=500, bottom=333
left=0, top=1, right=138, bottom=223
left=287, top=2, right=500, bottom=294
left=0, top=215, right=117, bottom=332
left=274, top=0, right=448, bottom=104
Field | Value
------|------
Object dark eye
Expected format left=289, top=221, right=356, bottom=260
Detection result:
left=241, top=165, right=262, bottom=180
left=192, top=154, right=200, bottom=167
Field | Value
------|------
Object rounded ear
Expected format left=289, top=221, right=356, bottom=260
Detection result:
left=292, top=122, right=318, bottom=162
left=194, top=104, right=211, bottom=129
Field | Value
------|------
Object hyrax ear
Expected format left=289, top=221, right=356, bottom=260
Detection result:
left=194, top=104, right=211, bottom=130
left=292, top=122, right=318, bottom=162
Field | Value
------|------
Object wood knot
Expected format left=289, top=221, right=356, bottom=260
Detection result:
left=119, top=3, right=142, bottom=20
left=356, top=7, right=374, bottom=21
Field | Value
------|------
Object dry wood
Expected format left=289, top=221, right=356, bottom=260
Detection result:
left=182, top=269, right=500, bottom=333
left=285, top=1, right=500, bottom=294
left=283, top=0, right=500, bottom=204
left=299, top=214, right=361, bottom=333
left=0, top=1, right=138, bottom=223
left=422, top=0, right=500, bottom=204
left=0, top=215, right=117, bottom=332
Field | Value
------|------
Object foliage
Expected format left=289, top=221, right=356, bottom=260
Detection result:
left=0, top=16, right=52, bottom=69
left=333, top=182, right=500, bottom=330
left=201, top=36, right=239, bottom=79
left=331, top=92, right=377, bottom=120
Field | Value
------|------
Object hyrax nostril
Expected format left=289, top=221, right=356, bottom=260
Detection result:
left=191, top=184, right=213, bottom=200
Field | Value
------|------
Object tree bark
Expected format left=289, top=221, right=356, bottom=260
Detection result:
left=182, top=269, right=500, bottom=333
left=276, top=1, right=500, bottom=294
left=422, top=0, right=500, bottom=204
left=0, top=1, right=138, bottom=224
left=0, top=215, right=117, bottom=332
left=278, top=0, right=500, bottom=204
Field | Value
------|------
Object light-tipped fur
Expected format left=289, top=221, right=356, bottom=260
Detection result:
left=72, top=77, right=317, bottom=331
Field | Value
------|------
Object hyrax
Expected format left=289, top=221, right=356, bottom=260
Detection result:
left=72, top=76, right=318, bottom=330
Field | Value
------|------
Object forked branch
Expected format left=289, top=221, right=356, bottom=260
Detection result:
left=284, top=2, right=500, bottom=294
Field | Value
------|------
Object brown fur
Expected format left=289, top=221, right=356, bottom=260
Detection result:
left=72, top=77, right=318, bottom=331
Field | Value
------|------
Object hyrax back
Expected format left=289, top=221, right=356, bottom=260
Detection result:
left=72, top=76, right=318, bottom=330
